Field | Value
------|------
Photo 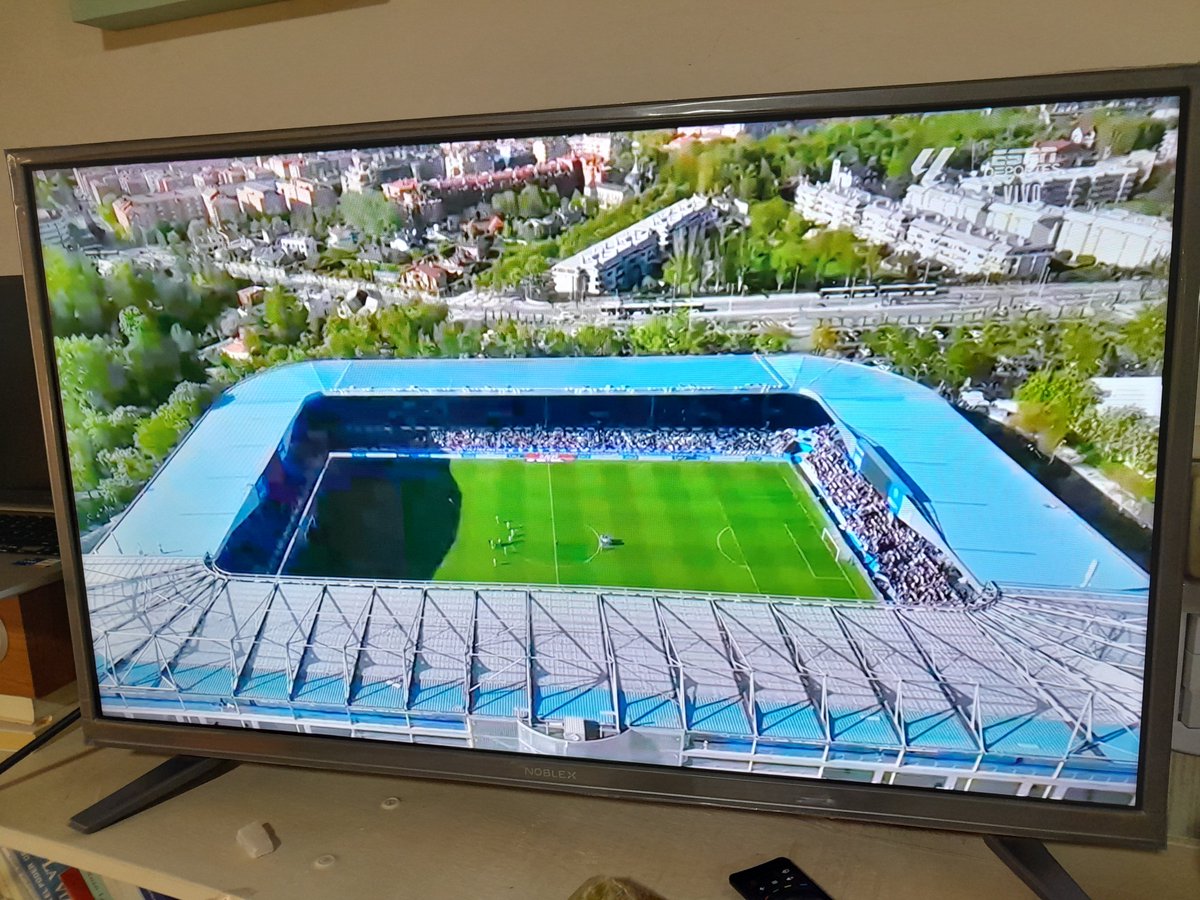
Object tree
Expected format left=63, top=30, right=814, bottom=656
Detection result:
left=1078, top=407, right=1159, bottom=477
left=1119, top=303, right=1166, bottom=374
left=570, top=324, right=620, bottom=356
left=1058, top=320, right=1115, bottom=376
left=54, top=334, right=126, bottom=412
left=753, top=325, right=790, bottom=354
left=322, top=314, right=380, bottom=358
left=491, top=190, right=518, bottom=218
left=262, top=286, right=308, bottom=345
left=810, top=323, right=840, bottom=354
left=119, top=307, right=185, bottom=407
left=663, top=253, right=701, bottom=294
left=517, top=183, right=550, bottom=219
left=1095, top=113, right=1166, bottom=158
left=134, top=381, right=215, bottom=459
left=338, top=190, right=401, bottom=239
left=42, top=247, right=110, bottom=336
left=475, top=241, right=557, bottom=291
left=1014, top=367, right=1098, bottom=451
left=747, top=197, right=792, bottom=237
left=940, top=334, right=996, bottom=387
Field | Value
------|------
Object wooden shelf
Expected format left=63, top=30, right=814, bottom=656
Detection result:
left=1, top=727, right=1197, bottom=899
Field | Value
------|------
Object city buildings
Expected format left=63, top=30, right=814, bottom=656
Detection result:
left=593, top=181, right=632, bottom=209
left=981, top=198, right=1063, bottom=245
left=792, top=161, right=873, bottom=230
left=235, top=182, right=288, bottom=217
left=857, top=199, right=912, bottom=247
left=280, top=233, right=318, bottom=259
left=1055, top=207, right=1172, bottom=268
left=903, top=216, right=1052, bottom=278
left=280, top=178, right=336, bottom=211
left=381, top=156, right=584, bottom=220
left=201, top=186, right=243, bottom=224
left=959, top=159, right=1143, bottom=207
left=112, top=188, right=206, bottom=232
left=903, top=183, right=991, bottom=227
left=798, top=149, right=1168, bottom=279
left=403, top=261, right=450, bottom=294
left=1159, top=129, right=1179, bottom=163
left=551, top=195, right=719, bottom=297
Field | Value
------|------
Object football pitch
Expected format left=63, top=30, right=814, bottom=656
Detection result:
left=287, top=458, right=875, bottom=601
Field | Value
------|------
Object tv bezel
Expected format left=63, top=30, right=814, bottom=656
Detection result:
left=9, top=64, right=1199, bottom=849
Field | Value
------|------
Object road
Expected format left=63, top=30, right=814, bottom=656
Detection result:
left=208, top=259, right=1162, bottom=334
left=445, top=279, right=1164, bottom=333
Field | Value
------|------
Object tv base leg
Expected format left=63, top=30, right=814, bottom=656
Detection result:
left=69, top=755, right=236, bottom=834
left=984, top=835, right=1092, bottom=900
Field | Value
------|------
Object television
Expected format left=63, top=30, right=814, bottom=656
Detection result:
left=9, top=65, right=1198, bottom=849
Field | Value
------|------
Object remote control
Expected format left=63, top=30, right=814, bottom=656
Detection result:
left=728, top=856, right=833, bottom=899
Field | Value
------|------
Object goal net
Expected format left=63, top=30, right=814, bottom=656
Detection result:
left=821, top=527, right=851, bottom=563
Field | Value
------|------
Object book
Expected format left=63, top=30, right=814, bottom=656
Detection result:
left=0, top=848, right=72, bottom=899
left=0, top=684, right=78, bottom=728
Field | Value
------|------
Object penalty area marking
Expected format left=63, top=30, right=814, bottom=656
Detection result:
left=779, top=469, right=857, bottom=588
left=716, top=525, right=762, bottom=594
left=782, top=522, right=816, bottom=578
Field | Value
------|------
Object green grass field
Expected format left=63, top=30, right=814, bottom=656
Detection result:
left=288, top=457, right=874, bottom=601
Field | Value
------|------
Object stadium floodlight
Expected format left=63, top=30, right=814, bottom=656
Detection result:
left=8, top=65, right=1199, bottom=887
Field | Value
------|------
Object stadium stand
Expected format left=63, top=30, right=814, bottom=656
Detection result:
left=801, top=425, right=980, bottom=609
left=79, top=354, right=1151, bottom=800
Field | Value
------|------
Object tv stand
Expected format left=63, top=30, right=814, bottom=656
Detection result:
left=69, top=755, right=236, bottom=834
left=984, top=835, right=1092, bottom=900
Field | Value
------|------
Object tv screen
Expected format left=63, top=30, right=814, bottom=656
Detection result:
left=12, top=68, right=1197, bottom=845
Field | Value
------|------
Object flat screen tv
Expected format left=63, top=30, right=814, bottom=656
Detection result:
left=9, top=65, right=1198, bottom=848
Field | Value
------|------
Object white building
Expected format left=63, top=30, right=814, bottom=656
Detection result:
left=340, top=160, right=373, bottom=194
left=250, top=245, right=286, bottom=267
left=982, top=199, right=1063, bottom=245
left=960, top=160, right=1141, bottom=207
left=793, top=179, right=872, bottom=230
left=567, top=134, right=613, bottom=162
left=551, top=195, right=718, bottom=297
left=1158, top=129, right=1179, bottom=163
left=593, top=181, right=631, bottom=209
left=903, top=183, right=990, bottom=227
left=1054, top=207, right=1173, bottom=269
left=857, top=199, right=911, bottom=247
left=280, top=234, right=318, bottom=258
left=903, top=216, right=1052, bottom=279
left=326, top=224, right=359, bottom=250
left=302, top=291, right=335, bottom=325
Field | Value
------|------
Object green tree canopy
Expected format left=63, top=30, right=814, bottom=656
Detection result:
left=262, top=286, right=309, bottom=345
left=338, top=190, right=401, bottom=239
left=43, top=247, right=111, bottom=336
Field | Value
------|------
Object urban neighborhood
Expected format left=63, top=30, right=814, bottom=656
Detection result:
left=35, top=99, right=1177, bottom=542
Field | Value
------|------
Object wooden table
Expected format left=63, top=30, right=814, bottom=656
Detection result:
left=1, top=727, right=1198, bottom=899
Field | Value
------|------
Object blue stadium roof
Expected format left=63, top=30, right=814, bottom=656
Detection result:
left=94, top=353, right=1148, bottom=594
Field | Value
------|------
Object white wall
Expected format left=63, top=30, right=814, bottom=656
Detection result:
left=0, top=0, right=1197, bottom=275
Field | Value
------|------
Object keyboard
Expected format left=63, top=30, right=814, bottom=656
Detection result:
left=0, top=514, right=60, bottom=556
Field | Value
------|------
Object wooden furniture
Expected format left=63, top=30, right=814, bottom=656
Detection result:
left=0, top=580, right=74, bottom=698
left=0, top=727, right=1197, bottom=900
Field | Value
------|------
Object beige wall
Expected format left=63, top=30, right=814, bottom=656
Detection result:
left=0, top=0, right=1197, bottom=275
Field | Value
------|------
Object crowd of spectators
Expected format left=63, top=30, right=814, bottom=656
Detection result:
left=804, top=426, right=981, bottom=609
left=350, top=425, right=802, bottom=457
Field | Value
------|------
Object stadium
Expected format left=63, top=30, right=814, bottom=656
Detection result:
left=84, top=353, right=1149, bottom=802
